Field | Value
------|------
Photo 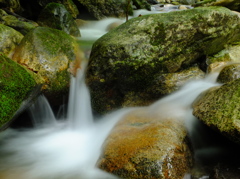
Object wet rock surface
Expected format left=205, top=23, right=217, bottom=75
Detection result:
left=98, top=108, right=193, bottom=179
left=37, top=3, right=80, bottom=37
left=12, top=27, right=83, bottom=106
left=87, top=6, right=240, bottom=114
left=193, top=78, right=240, bottom=145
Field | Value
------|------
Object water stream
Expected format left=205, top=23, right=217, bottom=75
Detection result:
left=0, top=8, right=236, bottom=179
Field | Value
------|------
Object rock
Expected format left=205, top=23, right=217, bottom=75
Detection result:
left=193, top=78, right=240, bottom=145
left=37, top=0, right=79, bottom=18
left=75, top=0, right=132, bottom=20
left=12, top=27, right=84, bottom=106
left=149, top=66, right=205, bottom=97
left=0, top=24, right=23, bottom=58
left=217, top=63, right=240, bottom=83
left=86, top=7, right=240, bottom=114
left=193, top=0, right=240, bottom=11
left=207, top=44, right=240, bottom=73
left=0, top=14, right=38, bottom=35
left=0, top=53, right=36, bottom=130
left=37, top=3, right=80, bottom=37
left=98, top=108, right=193, bottom=178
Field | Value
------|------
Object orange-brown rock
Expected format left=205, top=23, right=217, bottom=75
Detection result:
left=97, top=108, right=193, bottom=179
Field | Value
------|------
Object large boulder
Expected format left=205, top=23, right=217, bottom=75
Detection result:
left=0, top=24, right=23, bottom=58
left=0, top=54, right=36, bottom=130
left=193, top=78, right=240, bottom=145
left=86, top=7, right=240, bottom=114
left=38, top=3, right=80, bottom=37
left=12, top=27, right=83, bottom=106
left=98, top=108, right=193, bottom=178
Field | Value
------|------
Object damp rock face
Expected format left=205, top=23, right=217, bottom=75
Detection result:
left=193, top=78, right=240, bottom=145
left=12, top=27, right=83, bottom=105
left=0, top=54, right=36, bottom=130
left=217, top=63, right=240, bottom=83
left=0, top=24, right=23, bottom=57
left=38, top=3, right=80, bottom=37
left=97, top=108, right=193, bottom=179
left=86, top=6, right=240, bottom=114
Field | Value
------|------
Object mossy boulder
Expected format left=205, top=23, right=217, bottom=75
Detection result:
left=0, top=24, right=23, bottom=58
left=0, top=14, right=38, bottom=35
left=37, top=0, right=79, bottom=18
left=86, top=6, right=240, bottom=114
left=193, top=78, right=240, bottom=145
left=76, top=0, right=132, bottom=20
left=0, top=54, right=36, bottom=130
left=12, top=27, right=83, bottom=106
left=38, top=3, right=80, bottom=37
left=98, top=108, right=193, bottom=178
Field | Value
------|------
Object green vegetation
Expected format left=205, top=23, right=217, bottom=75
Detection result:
left=0, top=54, right=36, bottom=128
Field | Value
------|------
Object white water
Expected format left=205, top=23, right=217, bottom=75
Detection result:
left=0, top=8, right=225, bottom=179
left=0, top=65, right=221, bottom=179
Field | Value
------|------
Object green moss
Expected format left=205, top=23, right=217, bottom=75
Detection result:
left=32, top=27, right=76, bottom=61
left=0, top=54, right=36, bottom=128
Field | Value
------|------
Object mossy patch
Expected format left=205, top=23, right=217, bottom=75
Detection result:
left=0, top=54, right=36, bottom=128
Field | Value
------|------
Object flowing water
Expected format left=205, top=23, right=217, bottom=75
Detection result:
left=0, top=8, right=236, bottom=179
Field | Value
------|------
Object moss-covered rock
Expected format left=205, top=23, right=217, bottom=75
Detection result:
left=37, top=0, right=79, bottom=18
left=98, top=108, right=193, bottom=178
left=12, top=27, right=83, bottom=106
left=0, top=24, right=23, bottom=58
left=38, top=3, right=80, bottom=37
left=0, top=14, right=38, bottom=35
left=193, top=78, right=240, bottom=145
left=0, top=54, right=36, bottom=129
left=86, top=6, right=240, bottom=114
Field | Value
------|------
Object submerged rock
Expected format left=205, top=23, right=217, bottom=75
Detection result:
left=87, top=6, right=240, bottom=113
left=0, top=54, right=36, bottom=130
left=38, top=3, right=80, bottom=37
left=193, top=78, right=240, bottom=145
left=98, top=108, right=193, bottom=179
left=0, top=24, right=23, bottom=58
left=12, top=27, right=83, bottom=106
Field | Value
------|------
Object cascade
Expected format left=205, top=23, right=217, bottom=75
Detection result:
left=0, top=9, right=234, bottom=179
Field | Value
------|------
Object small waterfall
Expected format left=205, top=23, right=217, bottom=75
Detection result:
left=67, top=62, right=94, bottom=129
